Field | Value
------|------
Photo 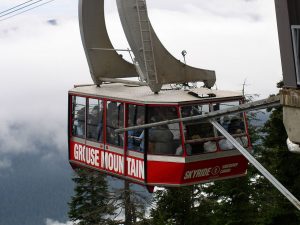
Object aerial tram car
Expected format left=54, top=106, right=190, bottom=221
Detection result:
left=68, top=0, right=300, bottom=209
left=69, top=84, right=250, bottom=187
left=68, top=0, right=251, bottom=189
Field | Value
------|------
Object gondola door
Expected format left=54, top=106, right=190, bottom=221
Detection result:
left=125, top=104, right=146, bottom=184
left=103, top=100, right=126, bottom=178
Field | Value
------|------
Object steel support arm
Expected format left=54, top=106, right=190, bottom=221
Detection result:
left=211, top=120, right=300, bottom=210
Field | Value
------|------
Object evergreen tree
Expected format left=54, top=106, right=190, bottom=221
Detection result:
left=255, top=104, right=300, bottom=225
left=204, top=172, right=261, bottom=225
left=149, top=105, right=263, bottom=225
left=150, top=186, right=214, bottom=225
left=113, top=181, right=150, bottom=225
left=197, top=108, right=263, bottom=225
left=68, top=168, right=118, bottom=225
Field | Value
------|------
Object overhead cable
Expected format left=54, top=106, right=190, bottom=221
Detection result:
left=0, top=0, right=36, bottom=15
left=0, top=0, right=45, bottom=18
left=0, top=0, right=55, bottom=22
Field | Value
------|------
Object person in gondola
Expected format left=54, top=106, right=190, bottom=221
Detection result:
left=76, top=107, right=85, bottom=137
left=87, top=105, right=102, bottom=141
left=106, top=113, right=120, bottom=146
left=148, top=124, right=173, bottom=154
left=228, top=116, right=243, bottom=134
left=128, top=116, right=145, bottom=152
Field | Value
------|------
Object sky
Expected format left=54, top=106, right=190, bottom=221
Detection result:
left=0, top=0, right=283, bottom=224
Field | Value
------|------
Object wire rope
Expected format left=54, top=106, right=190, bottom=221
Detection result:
left=0, top=0, right=46, bottom=18
left=0, top=0, right=36, bottom=15
left=0, top=0, right=55, bottom=22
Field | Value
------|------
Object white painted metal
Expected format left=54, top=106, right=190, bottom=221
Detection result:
left=116, top=0, right=216, bottom=92
left=211, top=120, right=300, bottom=211
left=78, top=0, right=138, bottom=84
left=287, top=138, right=300, bottom=154
left=135, top=0, right=159, bottom=85
left=98, top=78, right=147, bottom=86
left=281, top=89, right=300, bottom=144
left=69, top=84, right=242, bottom=104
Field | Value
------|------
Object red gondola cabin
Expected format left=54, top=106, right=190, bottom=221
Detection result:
left=68, top=84, right=251, bottom=188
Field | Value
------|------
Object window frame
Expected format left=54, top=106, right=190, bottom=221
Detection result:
left=71, top=95, right=87, bottom=139
left=126, top=103, right=146, bottom=153
left=86, top=97, right=104, bottom=143
left=292, top=25, right=300, bottom=85
left=179, top=98, right=250, bottom=154
left=146, top=104, right=184, bottom=156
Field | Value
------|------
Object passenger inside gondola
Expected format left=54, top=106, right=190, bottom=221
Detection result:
left=75, top=106, right=86, bottom=138
left=128, top=115, right=145, bottom=152
left=87, top=100, right=104, bottom=142
left=71, top=96, right=86, bottom=138
left=148, top=124, right=174, bottom=155
left=106, top=101, right=124, bottom=147
left=219, top=113, right=248, bottom=150
left=147, top=107, right=178, bottom=155
left=127, top=105, right=145, bottom=152
left=181, top=104, right=217, bottom=155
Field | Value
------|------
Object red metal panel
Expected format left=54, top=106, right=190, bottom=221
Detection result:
left=147, top=160, right=185, bottom=185
left=69, top=140, right=145, bottom=182
left=146, top=155, right=247, bottom=186
left=182, top=155, right=248, bottom=185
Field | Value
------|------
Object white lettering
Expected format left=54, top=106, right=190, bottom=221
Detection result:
left=74, top=144, right=79, bottom=160
left=94, top=150, right=99, bottom=167
left=184, top=168, right=212, bottom=180
left=184, top=171, right=192, bottom=180
left=108, top=154, right=114, bottom=170
left=90, top=149, right=95, bottom=165
left=86, top=147, right=91, bottom=164
left=100, top=152, right=124, bottom=174
left=222, top=163, right=238, bottom=169
left=127, top=158, right=132, bottom=175
left=118, top=155, right=124, bottom=174
left=74, top=144, right=146, bottom=179
left=101, top=151, right=105, bottom=168
left=138, top=160, right=144, bottom=179
left=78, top=145, right=83, bottom=161
left=73, top=144, right=100, bottom=167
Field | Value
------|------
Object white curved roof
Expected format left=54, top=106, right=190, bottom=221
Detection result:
left=69, top=83, right=242, bottom=104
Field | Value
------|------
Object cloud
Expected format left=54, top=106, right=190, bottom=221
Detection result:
left=107, top=0, right=282, bottom=97
left=0, top=153, right=74, bottom=225
left=0, top=0, right=282, bottom=160
left=0, top=158, right=11, bottom=170
left=0, top=18, right=89, bottom=157
left=147, top=0, right=266, bottom=21
left=0, top=0, right=282, bottom=159
left=45, top=219, right=75, bottom=225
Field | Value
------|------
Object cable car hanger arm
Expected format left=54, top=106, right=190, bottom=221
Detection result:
left=115, top=95, right=280, bottom=133
left=211, top=120, right=300, bottom=211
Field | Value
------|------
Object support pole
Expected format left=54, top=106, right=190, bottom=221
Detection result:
left=210, top=120, right=300, bottom=211
left=124, top=180, right=133, bottom=225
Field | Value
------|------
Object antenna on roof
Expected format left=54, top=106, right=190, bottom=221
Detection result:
left=181, top=50, right=187, bottom=64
